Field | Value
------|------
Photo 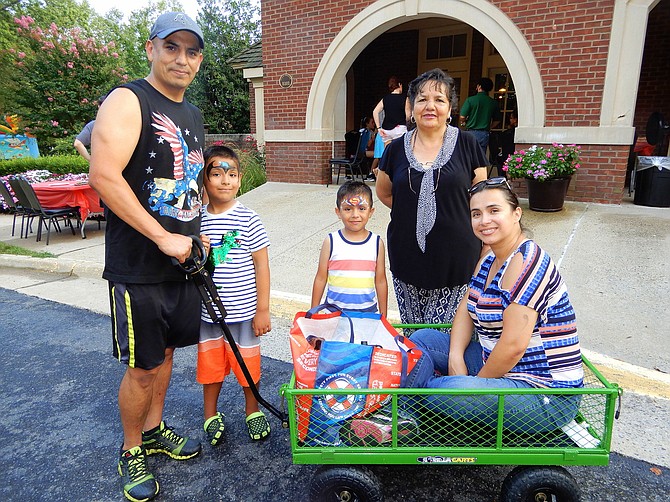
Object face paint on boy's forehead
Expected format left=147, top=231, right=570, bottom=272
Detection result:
left=211, top=161, right=238, bottom=173
left=341, top=196, right=369, bottom=208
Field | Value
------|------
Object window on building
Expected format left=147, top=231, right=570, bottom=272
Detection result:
left=491, top=71, right=516, bottom=131
left=426, top=33, right=467, bottom=60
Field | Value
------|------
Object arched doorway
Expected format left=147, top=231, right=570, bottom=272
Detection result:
left=306, top=0, right=544, bottom=142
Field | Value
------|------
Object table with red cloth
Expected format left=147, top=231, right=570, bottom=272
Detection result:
left=634, top=139, right=655, bottom=157
left=31, top=180, right=103, bottom=239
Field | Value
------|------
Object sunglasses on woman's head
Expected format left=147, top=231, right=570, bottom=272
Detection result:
left=468, top=177, right=512, bottom=195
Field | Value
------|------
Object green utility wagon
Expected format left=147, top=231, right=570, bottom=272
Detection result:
left=281, top=325, right=622, bottom=502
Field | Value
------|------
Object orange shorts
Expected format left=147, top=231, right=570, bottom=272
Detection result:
left=197, top=320, right=261, bottom=387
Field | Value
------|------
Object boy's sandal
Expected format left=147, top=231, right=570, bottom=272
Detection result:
left=246, top=411, right=271, bottom=441
left=204, top=411, right=225, bottom=446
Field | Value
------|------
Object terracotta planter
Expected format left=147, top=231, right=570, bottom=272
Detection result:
left=525, top=177, right=571, bottom=212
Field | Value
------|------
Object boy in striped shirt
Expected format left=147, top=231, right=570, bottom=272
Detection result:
left=197, top=145, right=272, bottom=444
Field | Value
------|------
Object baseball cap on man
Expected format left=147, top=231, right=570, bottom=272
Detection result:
left=149, top=12, right=204, bottom=49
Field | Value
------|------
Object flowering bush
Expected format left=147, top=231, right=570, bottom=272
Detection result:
left=502, top=143, right=581, bottom=182
left=9, top=16, right=127, bottom=150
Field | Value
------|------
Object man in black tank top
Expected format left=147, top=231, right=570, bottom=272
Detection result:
left=90, top=12, right=205, bottom=502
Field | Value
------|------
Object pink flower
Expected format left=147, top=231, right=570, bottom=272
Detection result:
left=47, top=97, right=53, bottom=102
left=67, top=61, right=74, bottom=69
left=18, top=52, right=26, bottom=59
left=51, top=120, right=59, bottom=127
left=81, top=98, right=89, bottom=104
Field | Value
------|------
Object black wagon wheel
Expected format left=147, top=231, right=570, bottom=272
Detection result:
left=309, top=465, right=383, bottom=502
left=500, top=465, right=581, bottom=502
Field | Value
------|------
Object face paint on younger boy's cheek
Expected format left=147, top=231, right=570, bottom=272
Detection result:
left=341, top=196, right=370, bottom=210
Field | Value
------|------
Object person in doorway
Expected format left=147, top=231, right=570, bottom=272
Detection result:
left=197, top=144, right=272, bottom=445
left=73, top=94, right=107, bottom=161
left=375, top=68, right=488, bottom=328
left=311, top=180, right=388, bottom=317
left=459, top=77, right=502, bottom=154
left=89, top=12, right=206, bottom=502
left=371, top=76, right=411, bottom=177
left=358, top=116, right=377, bottom=180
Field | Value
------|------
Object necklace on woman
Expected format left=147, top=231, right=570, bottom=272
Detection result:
left=408, top=162, right=441, bottom=194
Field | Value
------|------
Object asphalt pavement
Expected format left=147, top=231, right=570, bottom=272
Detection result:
left=1, top=181, right=670, bottom=500
left=1, top=286, right=669, bottom=502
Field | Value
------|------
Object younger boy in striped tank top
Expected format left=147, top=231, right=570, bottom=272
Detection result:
left=311, top=181, right=388, bottom=316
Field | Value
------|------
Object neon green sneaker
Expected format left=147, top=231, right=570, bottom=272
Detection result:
left=204, top=411, right=225, bottom=446
left=142, top=421, right=201, bottom=460
left=118, top=446, right=159, bottom=502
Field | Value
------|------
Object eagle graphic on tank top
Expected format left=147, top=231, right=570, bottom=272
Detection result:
left=144, top=112, right=203, bottom=221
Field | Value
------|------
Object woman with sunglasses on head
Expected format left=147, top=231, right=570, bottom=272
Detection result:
left=404, top=179, right=584, bottom=432
left=376, top=68, right=488, bottom=327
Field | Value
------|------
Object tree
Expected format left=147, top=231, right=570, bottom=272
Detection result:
left=106, top=0, right=187, bottom=82
left=0, top=0, right=24, bottom=112
left=9, top=15, right=128, bottom=150
left=190, top=0, right=260, bottom=133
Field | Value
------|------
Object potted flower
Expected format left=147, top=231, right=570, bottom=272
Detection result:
left=502, top=143, right=581, bottom=212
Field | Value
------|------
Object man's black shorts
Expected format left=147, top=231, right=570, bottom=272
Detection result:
left=109, top=280, right=200, bottom=370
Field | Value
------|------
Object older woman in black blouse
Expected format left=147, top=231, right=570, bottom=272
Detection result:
left=376, top=68, right=488, bottom=326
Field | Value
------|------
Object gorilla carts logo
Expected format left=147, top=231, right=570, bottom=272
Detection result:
left=316, top=373, right=365, bottom=419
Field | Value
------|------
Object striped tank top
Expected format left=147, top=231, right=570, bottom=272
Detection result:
left=325, top=230, right=380, bottom=312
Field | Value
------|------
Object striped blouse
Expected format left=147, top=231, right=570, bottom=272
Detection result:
left=467, top=239, right=583, bottom=388
left=325, top=230, right=380, bottom=313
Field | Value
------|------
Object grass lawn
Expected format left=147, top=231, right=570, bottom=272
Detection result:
left=0, top=241, right=55, bottom=258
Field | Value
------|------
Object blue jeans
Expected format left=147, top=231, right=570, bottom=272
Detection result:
left=469, top=129, right=490, bottom=152
left=405, top=329, right=579, bottom=433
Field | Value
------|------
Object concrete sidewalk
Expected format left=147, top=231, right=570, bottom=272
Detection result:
left=1, top=182, right=668, bottom=372
left=1, top=181, right=670, bottom=467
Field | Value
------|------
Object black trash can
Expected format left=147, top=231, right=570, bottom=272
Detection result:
left=634, top=156, right=670, bottom=208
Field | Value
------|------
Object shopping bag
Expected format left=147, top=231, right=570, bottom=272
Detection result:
left=289, top=304, right=422, bottom=444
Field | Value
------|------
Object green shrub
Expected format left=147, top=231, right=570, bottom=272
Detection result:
left=46, top=136, right=79, bottom=157
left=239, top=148, right=267, bottom=195
left=207, top=138, right=267, bottom=195
left=0, top=155, right=89, bottom=177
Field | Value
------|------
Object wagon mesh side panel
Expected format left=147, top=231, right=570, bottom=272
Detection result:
left=286, top=358, right=616, bottom=455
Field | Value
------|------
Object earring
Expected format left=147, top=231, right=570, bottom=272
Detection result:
left=447, top=116, right=452, bottom=124
left=410, top=115, right=416, bottom=124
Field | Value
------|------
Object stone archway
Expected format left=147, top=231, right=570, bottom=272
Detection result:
left=306, top=0, right=545, bottom=141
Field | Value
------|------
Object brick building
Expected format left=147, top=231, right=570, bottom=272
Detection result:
left=233, top=0, right=669, bottom=204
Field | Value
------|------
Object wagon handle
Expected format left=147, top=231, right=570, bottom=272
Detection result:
left=171, top=235, right=207, bottom=274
